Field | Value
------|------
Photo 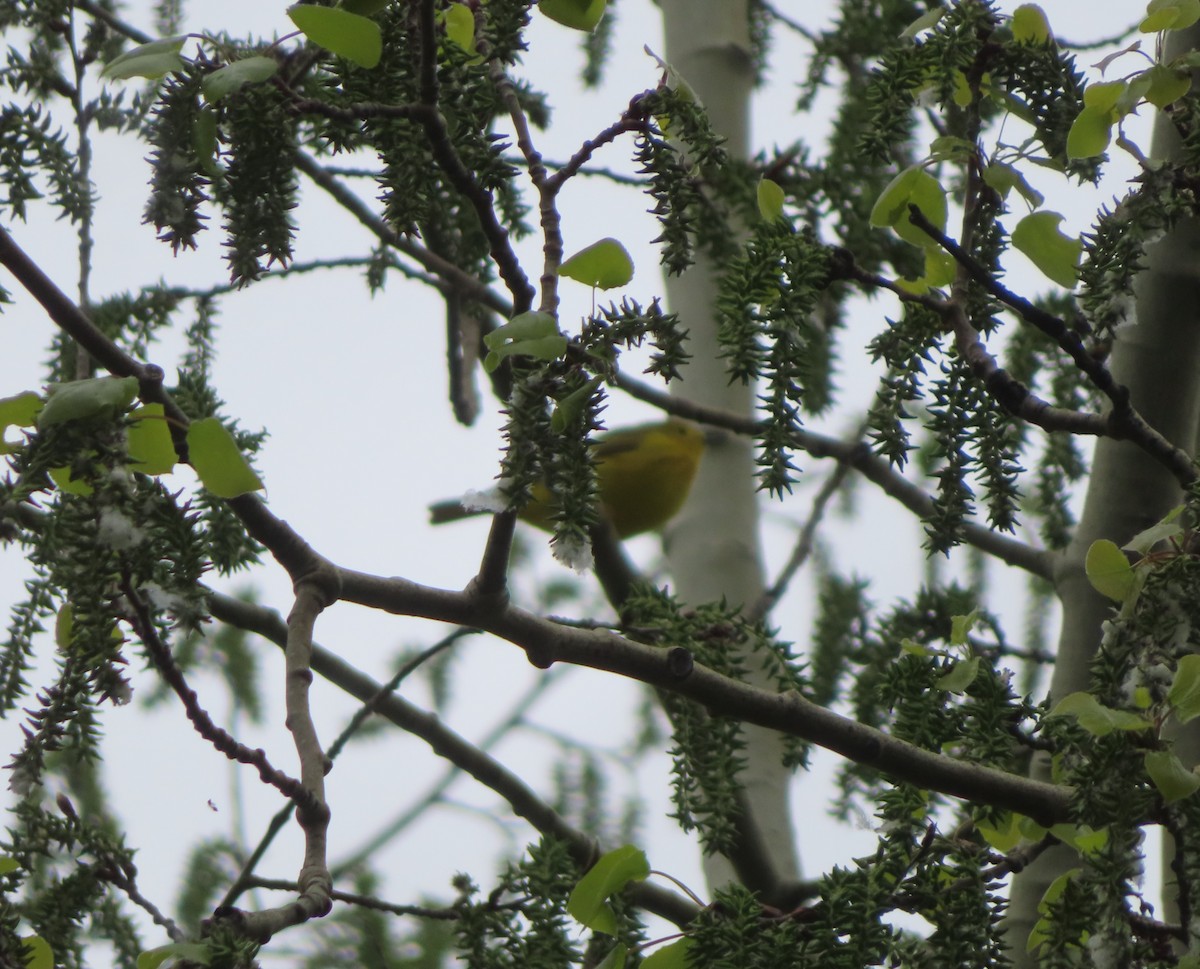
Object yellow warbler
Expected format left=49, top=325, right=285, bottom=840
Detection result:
left=429, top=420, right=707, bottom=538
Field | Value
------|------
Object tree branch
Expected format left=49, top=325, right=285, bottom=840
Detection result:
left=615, top=374, right=1054, bottom=580
left=906, top=206, right=1197, bottom=486
left=335, top=569, right=1074, bottom=826
left=207, top=592, right=701, bottom=927
left=293, top=152, right=513, bottom=317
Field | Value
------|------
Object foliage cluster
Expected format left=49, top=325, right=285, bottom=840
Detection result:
left=3, top=1, right=1200, bottom=968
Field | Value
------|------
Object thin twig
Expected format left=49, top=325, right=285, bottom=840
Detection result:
left=120, top=580, right=314, bottom=810
left=332, top=665, right=561, bottom=876
left=411, top=0, right=534, bottom=312
left=242, top=877, right=499, bottom=918
left=757, top=0, right=817, bottom=41
left=615, top=374, right=1053, bottom=580
left=294, top=152, right=513, bottom=317
left=489, top=54, right=560, bottom=316
left=906, top=206, right=1197, bottom=487
left=545, top=115, right=649, bottom=193
left=752, top=458, right=853, bottom=621
left=470, top=511, right=518, bottom=602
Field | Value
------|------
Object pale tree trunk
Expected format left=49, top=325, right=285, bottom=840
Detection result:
left=1004, top=24, right=1200, bottom=963
left=658, top=0, right=802, bottom=894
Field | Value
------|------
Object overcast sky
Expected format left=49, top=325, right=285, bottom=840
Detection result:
left=0, top=0, right=1158, bottom=959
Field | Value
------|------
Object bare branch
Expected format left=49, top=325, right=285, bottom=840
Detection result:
left=336, top=568, right=1074, bottom=826
left=207, top=593, right=701, bottom=927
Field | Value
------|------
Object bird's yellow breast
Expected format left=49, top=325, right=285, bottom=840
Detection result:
left=522, top=420, right=706, bottom=538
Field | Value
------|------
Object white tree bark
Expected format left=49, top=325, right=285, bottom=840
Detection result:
left=658, top=0, right=801, bottom=893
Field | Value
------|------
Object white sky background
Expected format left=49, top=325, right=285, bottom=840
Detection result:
left=0, top=0, right=1163, bottom=961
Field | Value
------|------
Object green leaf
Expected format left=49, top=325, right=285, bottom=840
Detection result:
left=1028, top=869, right=1081, bottom=953
left=1145, top=750, right=1200, bottom=803
left=193, top=105, right=220, bottom=177
left=1066, top=104, right=1114, bottom=159
left=869, top=166, right=947, bottom=249
left=1168, top=655, right=1200, bottom=724
left=1084, top=538, right=1135, bottom=601
left=0, top=391, right=42, bottom=455
left=288, top=4, right=382, bottom=68
left=137, top=943, right=212, bottom=969
left=567, top=845, right=649, bottom=935
left=643, top=46, right=697, bottom=103
left=899, top=6, right=945, bottom=39
left=482, top=311, right=567, bottom=373
left=900, top=638, right=933, bottom=657
left=1012, top=211, right=1081, bottom=288
left=444, top=3, right=476, bottom=52
left=642, top=938, right=692, bottom=969
left=38, top=376, right=139, bottom=429
left=951, top=70, right=972, bottom=107
left=949, top=610, right=979, bottom=646
left=1084, top=79, right=1128, bottom=112
left=981, top=161, right=1044, bottom=207
left=1124, top=506, right=1184, bottom=554
left=202, top=56, right=279, bottom=102
left=936, top=656, right=980, bottom=694
left=977, top=812, right=1024, bottom=852
left=21, top=936, right=53, bottom=969
left=757, top=177, right=785, bottom=221
left=1141, top=0, right=1200, bottom=32
left=1047, top=692, right=1150, bottom=736
left=594, top=943, right=627, bottom=969
left=127, top=405, right=177, bottom=475
left=48, top=467, right=94, bottom=496
left=1143, top=63, right=1192, bottom=108
left=922, top=248, right=956, bottom=288
left=1066, top=81, right=1127, bottom=159
left=1048, top=823, right=1108, bottom=856
left=539, top=0, right=607, bottom=31
left=55, top=604, right=73, bottom=649
left=1038, top=868, right=1079, bottom=912
left=1011, top=4, right=1051, bottom=43
left=101, top=36, right=187, bottom=80
left=0, top=856, right=20, bottom=875
left=186, top=419, right=264, bottom=498
left=551, top=377, right=603, bottom=433
left=559, top=238, right=634, bottom=289
left=1018, top=817, right=1048, bottom=842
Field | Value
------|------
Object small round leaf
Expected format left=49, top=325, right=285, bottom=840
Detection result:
left=567, top=845, right=649, bottom=935
left=101, top=36, right=187, bottom=81
left=38, top=376, right=138, bottom=429
left=1011, top=4, right=1051, bottom=43
left=202, top=56, right=279, bottom=102
left=559, top=238, right=634, bottom=289
left=1012, top=211, right=1081, bottom=288
left=186, top=418, right=264, bottom=498
left=288, top=4, right=382, bottom=68
left=539, top=0, right=607, bottom=31
left=1145, top=750, right=1200, bottom=803
left=757, top=177, right=785, bottom=221
left=127, top=405, right=178, bottom=475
